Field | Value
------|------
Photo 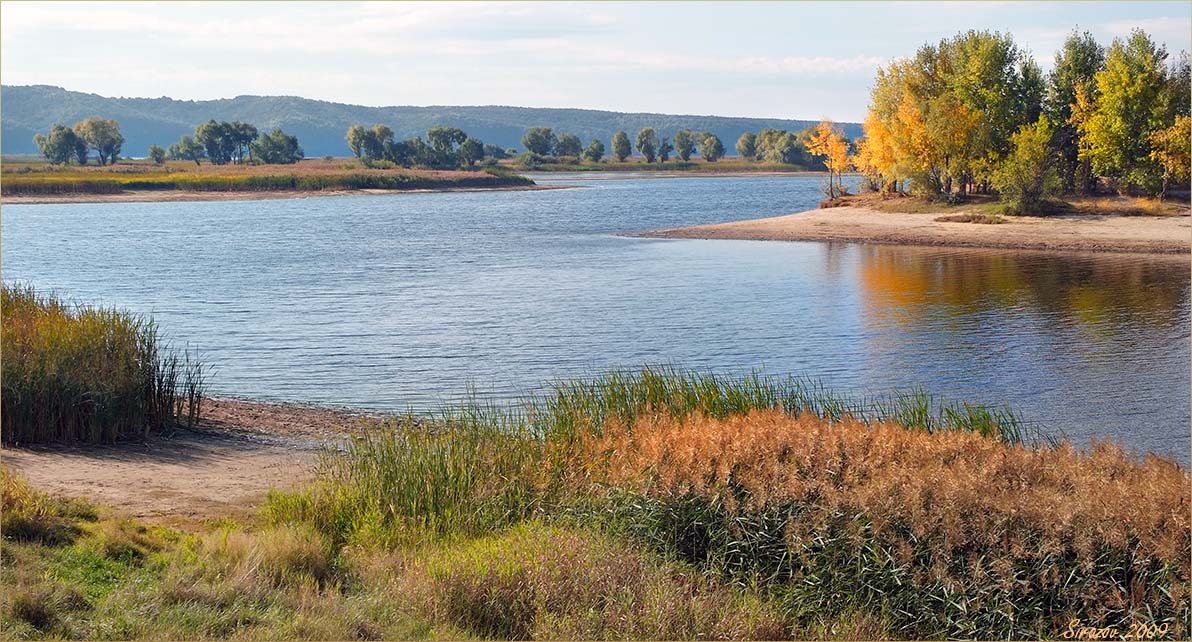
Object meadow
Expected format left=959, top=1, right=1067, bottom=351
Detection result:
left=0, top=159, right=533, bottom=196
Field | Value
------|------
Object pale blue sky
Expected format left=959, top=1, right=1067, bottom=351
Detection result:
left=2, top=1, right=1189, bottom=121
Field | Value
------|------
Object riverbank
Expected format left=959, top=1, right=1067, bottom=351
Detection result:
left=3, top=372, right=1187, bottom=640
left=0, top=183, right=560, bottom=205
left=0, top=158, right=538, bottom=202
left=638, top=204, right=1192, bottom=255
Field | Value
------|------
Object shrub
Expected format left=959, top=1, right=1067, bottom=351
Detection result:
left=993, top=116, right=1063, bottom=214
left=1, top=285, right=204, bottom=444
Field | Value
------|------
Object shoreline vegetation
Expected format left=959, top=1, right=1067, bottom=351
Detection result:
left=0, top=159, right=536, bottom=201
left=3, top=288, right=1189, bottom=640
left=637, top=192, right=1192, bottom=255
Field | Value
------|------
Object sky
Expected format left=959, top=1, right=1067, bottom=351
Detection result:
left=2, top=1, right=1190, bottom=122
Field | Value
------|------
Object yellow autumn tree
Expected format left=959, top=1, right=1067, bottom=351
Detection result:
left=807, top=120, right=852, bottom=199
left=1148, top=114, right=1191, bottom=200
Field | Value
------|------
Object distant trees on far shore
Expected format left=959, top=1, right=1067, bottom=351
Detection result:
left=34, top=117, right=123, bottom=166
left=32, top=117, right=305, bottom=166
left=345, top=123, right=497, bottom=170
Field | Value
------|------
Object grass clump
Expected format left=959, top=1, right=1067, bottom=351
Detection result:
left=1, top=284, right=204, bottom=444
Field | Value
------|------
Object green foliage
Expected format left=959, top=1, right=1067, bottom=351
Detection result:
left=673, top=129, right=695, bottom=161
left=426, top=126, right=466, bottom=155
left=699, top=133, right=725, bottom=162
left=755, top=128, right=807, bottom=165
left=521, top=127, right=556, bottom=156
left=1046, top=30, right=1105, bottom=193
left=735, top=131, right=756, bottom=159
left=194, top=120, right=257, bottom=165
left=1076, top=29, right=1171, bottom=194
left=250, top=128, right=303, bottom=164
left=345, top=124, right=366, bottom=158
left=992, top=116, right=1063, bottom=214
left=582, top=138, right=604, bottom=162
left=634, top=128, right=658, bottom=163
left=72, top=117, right=123, bottom=166
left=167, top=135, right=205, bottom=165
left=553, top=132, right=582, bottom=157
left=146, top=144, right=166, bottom=165
left=657, top=136, right=672, bottom=162
left=33, top=124, right=82, bottom=165
left=457, top=138, right=484, bottom=168
left=611, top=130, right=631, bottom=161
left=1, top=285, right=204, bottom=444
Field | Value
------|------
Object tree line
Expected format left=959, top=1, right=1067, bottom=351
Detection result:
left=519, top=127, right=730, bottom=164
left=345, top=124, right=508, bottom=170
left=34, top=118, right=305, bottom=166
left=852, top=28, right=1190, bottom=208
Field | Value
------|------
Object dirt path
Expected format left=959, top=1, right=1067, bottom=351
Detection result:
left=1, top=399, right=381, bottom=527
left=637, top=206, right=1192, bottom=255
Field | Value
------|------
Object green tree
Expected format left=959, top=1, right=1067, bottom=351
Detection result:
left=427, top=126, right=466, bottom=154
left=674, top=129, right=695, bottom=161
left=1045, top=30, right=1104, bottom=193
left=635, top=128, right=659, bottom=162
left=583, top=138, right=605, bottom=162
left=522, top=127, right=556, bottom=155
left=33, top=124, right=81, bottom=165
left=346, top=125, right=367, bottom=158
left=992, top=116, right=1061, bottom=214
left=699, top=133, right=725, bottom=162
left=1076, top=29, right=1170, bottom=193
left=251, top=128, right=304, bottom=164
left=554, top=133, right=582, bottom=157
left=147, top=144, right=166, bottom=165
left=736, top=131, right=757, bottom=160
left=658, top=137, right=673, bottom=162
left=611, top=130, right=631, bottom=162
left=195, top=120, right=233, bottom=165
left=458, top=138, right=484, bottom=168
left=366, top=125, right=395, bottom=160
left=73, top=117, right=123, bottom=166
left=173, top=135, right=205, bottom=165
left=229, top=121, right=258, bottom=163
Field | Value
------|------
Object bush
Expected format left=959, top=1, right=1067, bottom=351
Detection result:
left=1, top=285, right=204, bottom=444
left=993, top=116, right=1063, bottom=214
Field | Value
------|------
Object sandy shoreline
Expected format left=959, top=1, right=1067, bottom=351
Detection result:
left=636, top=205, right=1192, bottom=255
left=1, top=398, right=375, bottom=526
left=1, top=184, right=565, bottom=205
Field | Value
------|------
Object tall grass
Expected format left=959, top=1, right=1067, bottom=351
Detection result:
left=1, top=284, right=204, bottom=444
left=267, top=366, right=1188, bottom=638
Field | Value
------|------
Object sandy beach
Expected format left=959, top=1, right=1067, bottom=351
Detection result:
left=637, top=205, right=1192, bottom=255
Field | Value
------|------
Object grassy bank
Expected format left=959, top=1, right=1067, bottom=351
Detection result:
left=6, top=367, right=1185, bottom=639
left=0, top=159, right=533, bottom=196
left=0, top=285, right=203, bottom=444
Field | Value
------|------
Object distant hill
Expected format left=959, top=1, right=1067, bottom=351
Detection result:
left=1, top=85, right=863, bottom=158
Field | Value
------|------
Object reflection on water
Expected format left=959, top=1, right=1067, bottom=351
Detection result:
left=2, top=174, right=1188, bottom=461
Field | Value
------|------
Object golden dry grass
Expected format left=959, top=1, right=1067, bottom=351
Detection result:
left=562, top=408, right=1190, bottom=637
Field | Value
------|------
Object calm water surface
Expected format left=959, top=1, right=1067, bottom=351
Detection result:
left=3, top=174, right=1188, bottom=460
